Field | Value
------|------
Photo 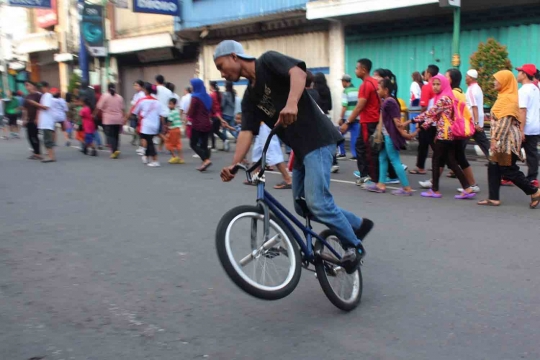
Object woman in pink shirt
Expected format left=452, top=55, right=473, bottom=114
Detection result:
left=96, top=83, right=125, bottom=159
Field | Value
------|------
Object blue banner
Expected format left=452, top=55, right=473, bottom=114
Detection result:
left=132, top=0, right=180, bottom=16
left=8, top=0, right=51, bottom=9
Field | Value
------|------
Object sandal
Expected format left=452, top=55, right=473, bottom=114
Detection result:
left=365, top=183, right=386, bottom=193
left=477, top=199, right=500, bottom=207
left=455, top=192, right=476, bottom=200
left=197, top=162, right=212, bottom=172
left=274, top=181, right=292, bottom=190
left=420, top=189, right=442, bottom=198
left=530, top=194, right=540, bottom=209
left=409, top=169, right=427, bottom=175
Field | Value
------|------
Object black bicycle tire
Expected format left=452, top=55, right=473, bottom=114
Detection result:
left=215, top=205, right=302, bottom=301
left=314, top=229, right=362, bottom=312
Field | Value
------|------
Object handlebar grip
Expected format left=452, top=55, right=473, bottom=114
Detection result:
left=231, top=163, right=247, bottom=175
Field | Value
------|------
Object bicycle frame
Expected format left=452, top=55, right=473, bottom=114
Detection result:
left=255, top=182, right=342, bottom=263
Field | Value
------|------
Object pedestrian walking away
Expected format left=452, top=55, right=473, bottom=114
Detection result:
left=22, top=81, right=42, bottom=159
left=188, top=78, right=213, bottom=171
left=479, top=70, right=540, bottom=208
left=131, top=82, right=162, bottom=167
left=465, top=69, right=490, bottom=160
left=96, top=83, right=125, bottom=159
left=214, top=40, right=374, bottom=271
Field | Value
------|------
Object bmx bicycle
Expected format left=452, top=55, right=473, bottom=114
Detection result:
left=215, top=128, right=363, bottom=311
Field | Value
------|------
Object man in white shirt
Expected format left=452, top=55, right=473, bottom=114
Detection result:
left=517, top=64, right=540, bottom=187
left=29, top=82, right=56, bottom=162
left=465, top=69, right=490, bottom=159
left=155, top=75, right=173, bottom=151
left=180, top=86, right=192, bottom=121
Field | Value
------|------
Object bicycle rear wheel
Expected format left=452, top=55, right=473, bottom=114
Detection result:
left=314, top=230, right=362, bottom=311
left=216, top=205, right=302, bottom=300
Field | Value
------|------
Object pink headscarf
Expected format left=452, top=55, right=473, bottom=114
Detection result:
left=431, top=73, right=456, bottom=104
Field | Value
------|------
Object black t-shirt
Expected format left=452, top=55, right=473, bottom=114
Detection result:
left=241, top=51, right=343, bottom=165
left=23, top=92, right=43, bottom=123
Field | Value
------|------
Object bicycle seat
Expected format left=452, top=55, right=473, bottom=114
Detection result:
left=295, top=197, right=312, bottom=217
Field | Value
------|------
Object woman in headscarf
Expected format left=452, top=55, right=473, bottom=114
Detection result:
left=413, top=74, right=475, bottom=199
left=188, top=78, right=213, bottom=172
left=478, top=70, right=540, bottom=207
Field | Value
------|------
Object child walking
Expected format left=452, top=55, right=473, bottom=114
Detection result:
left=166, top=98, right=184, bottom=164
left=80, top=98, right=97, bottom=156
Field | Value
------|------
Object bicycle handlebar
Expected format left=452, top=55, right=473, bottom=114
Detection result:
left=230, top=126, right=281, bottom=180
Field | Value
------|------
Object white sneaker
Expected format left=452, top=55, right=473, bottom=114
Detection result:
left=331, top=165, right=339, bottom=173
left=141, top=156, right=148, bottom=164
left=147, top=161, right=161, bottom=167
left=223, top=139, right=230, bottom=152
left=402, top=163, right=408, bottom=171
left=419, top=179, right=432, bottom=189
left=457, top=185, right=480, bottom=193
left=136, top=147, right=146, bottom=155
left=192, top=154, right=200, bottom=158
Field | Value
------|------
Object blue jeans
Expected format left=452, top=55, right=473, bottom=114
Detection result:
left=292, top=144, right=363, bottom=247
left=94, top=130, right=102, bottom=146
left=379, top=135, right=409, bottom=187
left=221, top=114, right=238, bottom=139
left=338, top=122, right=360, bottom=157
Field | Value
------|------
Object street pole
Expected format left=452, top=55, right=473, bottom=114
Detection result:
left=78, top=0, right=89, bottom=82
left=451, top=6, right=461, bottom=68
left=103, top=0, right=109, bottom=85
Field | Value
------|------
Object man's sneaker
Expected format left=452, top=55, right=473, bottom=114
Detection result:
left=331, top=165, right=339, bottom=173
left=349, top=157, right=357, bottom=161
left=341, top=248, right=363, bottom=274
left=192, top=154, right=200, bottom=158
left=148, top=161, right=161, bottom=167
left=402, top=163, right=408, bottom=171
left=419, top=179, right=433, bottom=189
left=353, top=171, right=361, bottom=178
left=531, top=179, right=539, bottom=188
left=141, top=156, right=148, bottom=164
left=168, top=157, right=179, bottom=164
left=223, top=139, right=230, bottom=152
left=336, top=154, right=347, bottom=160
left=501, top=179, right=514, bottom=186
left=457, top=185, right=480, bottom=193
left=356, top=176, right=371, bottom=186
left=385, top=178, right=400, bottom=184
left=355, top=218, right=374, bottom=242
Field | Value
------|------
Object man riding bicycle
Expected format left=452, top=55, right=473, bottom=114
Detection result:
left=214, top=40, right=374, bottom=270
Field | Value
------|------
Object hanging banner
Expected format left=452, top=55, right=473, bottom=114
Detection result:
left=132, top=0, right=180, bottom=16
left=8, top=0, right=51, bottom=9
left=81, top=4, right=106, bottom=57
left=36, top=0, right=58, bottom=28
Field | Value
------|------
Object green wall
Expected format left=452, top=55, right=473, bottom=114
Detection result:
left=346, top=23, right=540, bottom=103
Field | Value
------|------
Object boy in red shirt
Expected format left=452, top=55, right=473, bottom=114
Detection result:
left=80, top=98, right=97, bottom=156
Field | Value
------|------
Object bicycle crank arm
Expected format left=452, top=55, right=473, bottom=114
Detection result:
left=239, top=234, right=281, bottom=267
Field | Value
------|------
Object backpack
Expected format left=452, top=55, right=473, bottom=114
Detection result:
left=442, top=99, right=475, bottom=140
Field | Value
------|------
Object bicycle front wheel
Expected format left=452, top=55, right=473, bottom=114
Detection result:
left=215, top=205, right=302, bottom=300
left=314, top=230, right=362, bottom=311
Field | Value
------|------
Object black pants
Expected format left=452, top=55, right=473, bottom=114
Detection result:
left=27, top=122, right=40, bottom=155
left=473, top=130, right=490, bottom=160
left=210, top=117, right=226, bottom=148
left=191, top=129, right=211, bottom=161
left=141, top=134, right=156, bottom=157
left=356, top=122, right=396, bottom=182
left=106, top=125, right=121, bottom=153
left=432, top=141, right=470, bottom=192
left=416, top=126, right=437, bottom=169
left=488, top=154, right=538, bottom=201
left=455, top=139, right=470, bottom=170
left=523, top=135, right=539, bottom=181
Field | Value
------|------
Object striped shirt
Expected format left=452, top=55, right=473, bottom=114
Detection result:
left=342, top=85, right=359, bottom=120
left=168, top=109, right=182, bottom=129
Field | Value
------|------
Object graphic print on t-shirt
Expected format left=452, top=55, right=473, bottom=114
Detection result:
left=257, top=85, right=277, bottom=118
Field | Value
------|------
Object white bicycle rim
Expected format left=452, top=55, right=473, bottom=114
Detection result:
left=225, top=212, right=297, bottom=292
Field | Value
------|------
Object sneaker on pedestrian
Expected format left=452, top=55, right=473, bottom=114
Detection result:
left=531, top=179, right=539, bottom=188
left=353, top=171, right=361, bottom=178
left=110, top=151, right=120, bottom=159
left=331, top=165, right=339, bottom=173
left=341, top=248, right=362, bottom=274
left=457, top=185, right=480, bottom=193
left=419, top=179, right=433, bottom=189
left=141, top=156, right=148, bottom=164
left=402, top=163, right=408, bottom=171
left=385, top=178, right=400, bottom=184
left=192, top=154, right=200, bottom=158
left=336, top=154, right=347, bottom=160
left=355, top=176, right=371, bottom=186
left=147, top=161, right=161, bottom=167
left=349, top=157, right=357, bottom=161
left=223, top=139, right=230, bottom=152
left=168, top=157, right=179, bottom=164
left=136, top=147, right=146, bottom=155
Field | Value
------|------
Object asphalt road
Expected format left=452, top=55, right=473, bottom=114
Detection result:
left=1, top=133, right=539, bottom=360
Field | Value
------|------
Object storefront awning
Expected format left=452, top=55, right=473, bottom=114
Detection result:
left=307, top=0, right=438, bottom=19
left=109, top=33, right=174, bottom=54
left=14, top=31, right=59, bottom=54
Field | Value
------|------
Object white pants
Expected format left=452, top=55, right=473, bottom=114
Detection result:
left=252, top=123, right=284, bottom=166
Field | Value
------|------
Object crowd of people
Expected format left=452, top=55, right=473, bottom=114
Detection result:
left=2, top=47, right=540, bottom=208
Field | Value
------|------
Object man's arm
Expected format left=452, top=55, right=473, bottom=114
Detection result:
left=278, top=67, right=306, bottom=126
left=472, top=106, right=482, bottom=131
left=340, top=106, right=347, bottom=124
left=346, top=99, right=367, bottom=124
left=519, top=108, right=527, bottom=133
left=221, top=130, right=254, bottom=182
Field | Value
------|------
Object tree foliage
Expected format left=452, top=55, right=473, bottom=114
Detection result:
left=68, top=73, right=82, bottom=94
left=469, top=38, right=513, bottom=107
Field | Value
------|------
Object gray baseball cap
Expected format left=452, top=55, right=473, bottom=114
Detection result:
left=214, top=40, right=256, bottom=61
left=341, top=74, right=352, bottom=82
